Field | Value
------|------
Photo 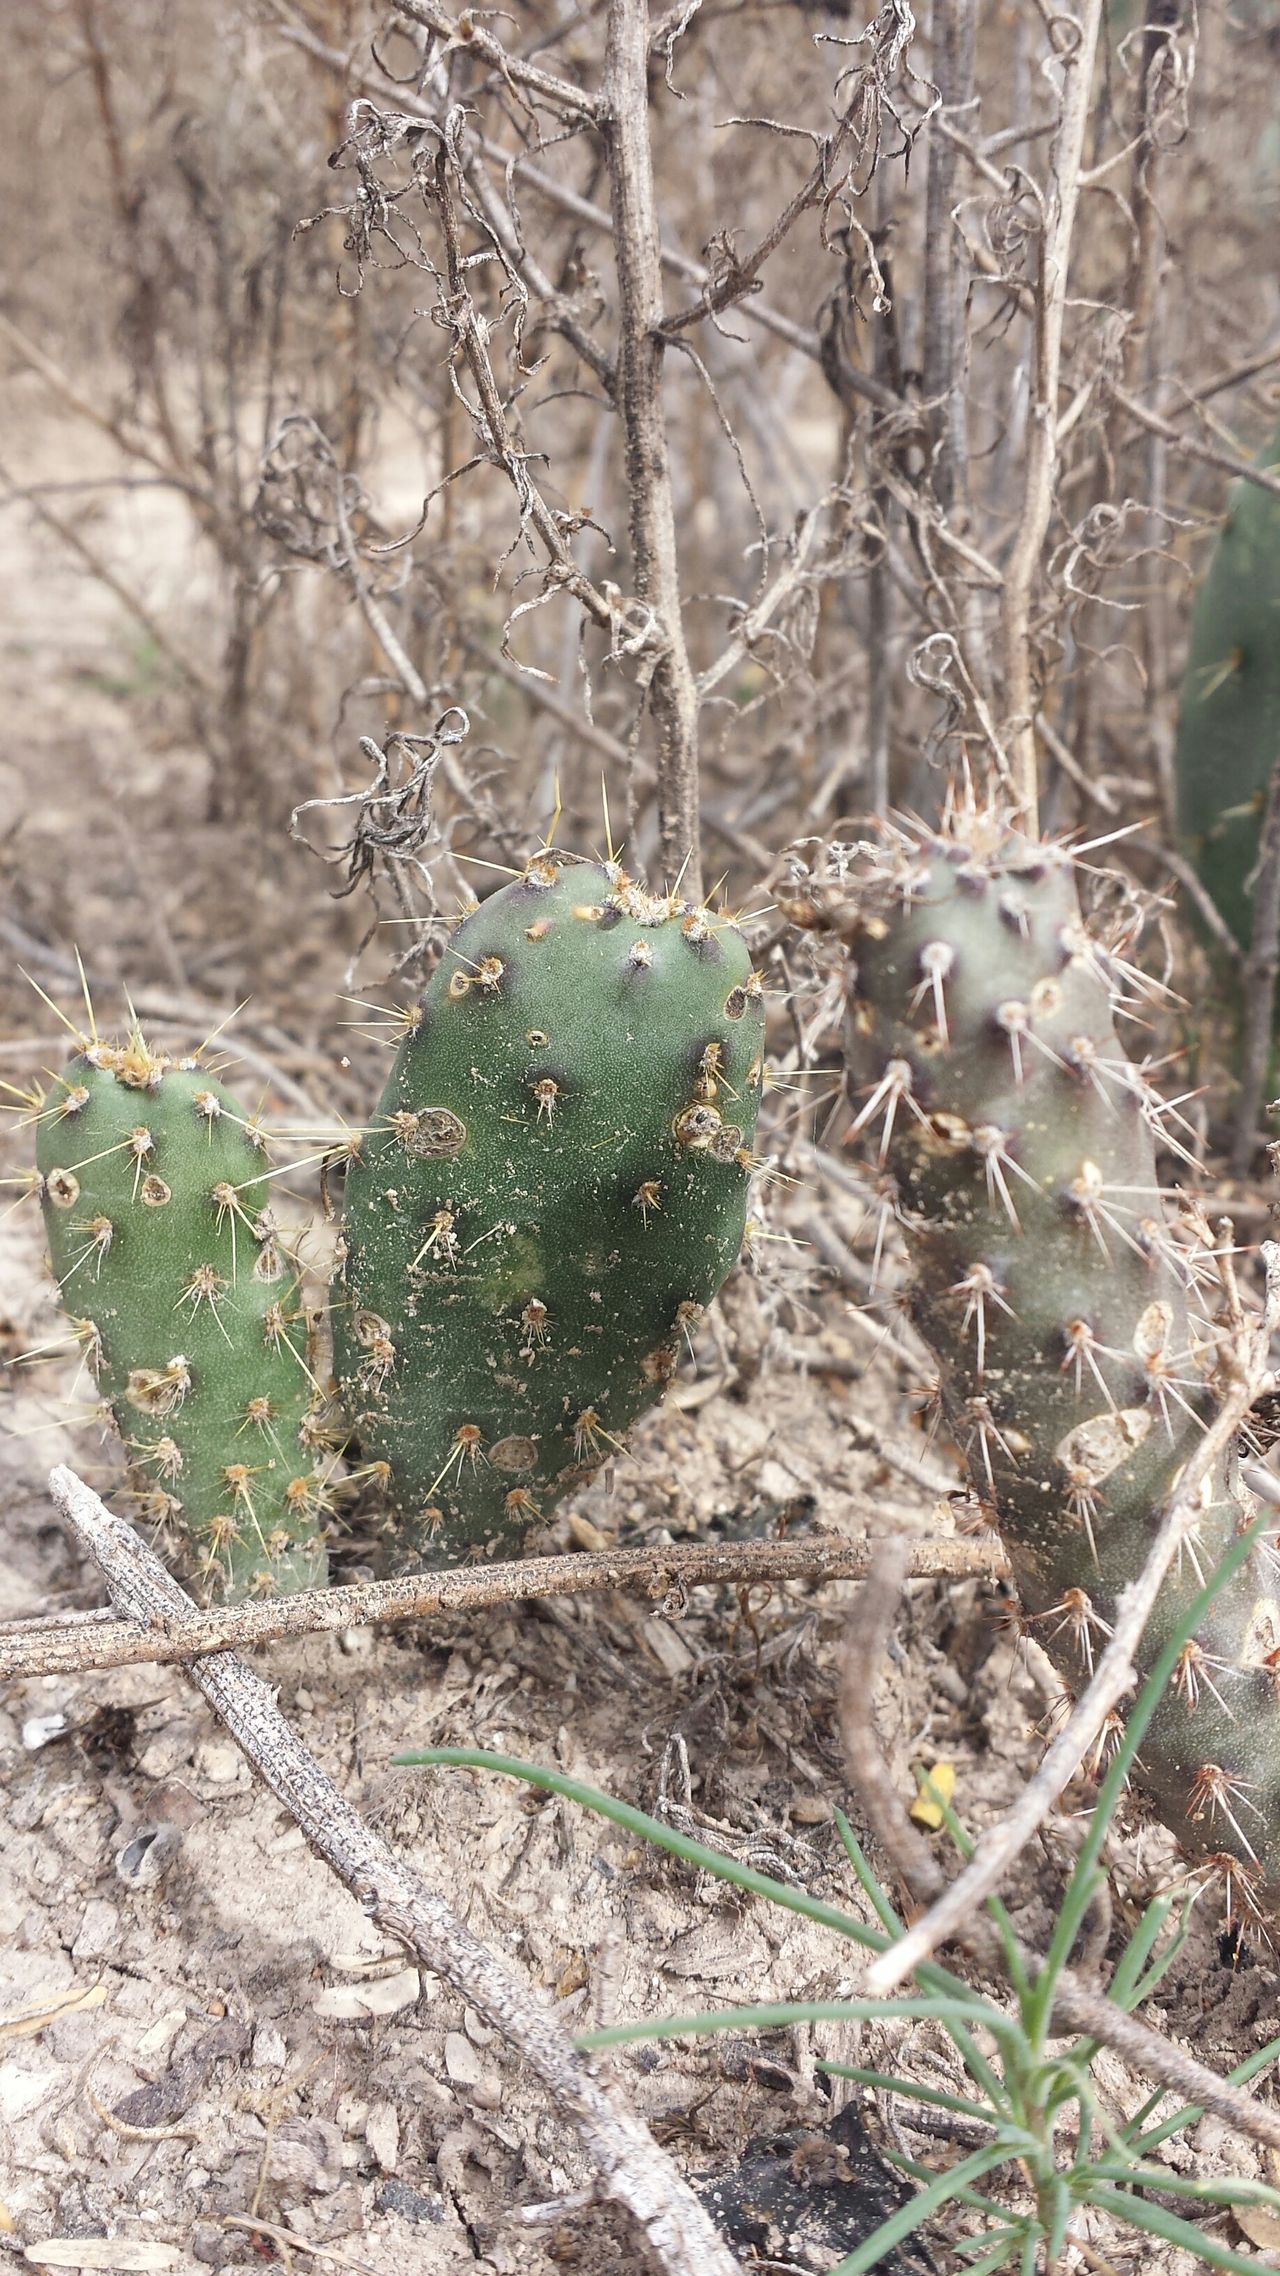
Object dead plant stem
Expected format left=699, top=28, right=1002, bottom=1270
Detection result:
left=1, top=1524, right=1007, bottom=1682
left=922, top=0, right=976, bottom=517
left=998, top=0, right=1103, bottom=830
left=602, top=0, right=703, bottom=898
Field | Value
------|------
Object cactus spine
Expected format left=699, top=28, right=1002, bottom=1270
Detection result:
left=336, top=852, right=765, bottom=1564
left=785, top=808, right=1279, bottom=1915
left=1176, top=418, right=1280, bottom=959
left=35, top=1034, right=329, bottom=1599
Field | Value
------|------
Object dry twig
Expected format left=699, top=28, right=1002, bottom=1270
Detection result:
left=0, top=1531, right=1006, bottom=1683
left=998, top=0, right=1103, bottom=827
left=602, top=0, right=703, bottom=896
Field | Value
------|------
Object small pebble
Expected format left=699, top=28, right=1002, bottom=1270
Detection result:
left=443, top=2031, right=482, bottom=2086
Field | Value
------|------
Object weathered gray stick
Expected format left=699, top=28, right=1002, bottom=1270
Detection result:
left=602, top=0, right=703, bottom=898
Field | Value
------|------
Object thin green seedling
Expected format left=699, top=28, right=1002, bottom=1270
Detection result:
left=1120, top=2030, right=1280, bottom=2161
left=399, top=1516, right=1280, bottom=2272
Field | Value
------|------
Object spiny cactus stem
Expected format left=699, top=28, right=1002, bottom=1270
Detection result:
left=837, top=1570, right=1280, bottom=2157
left=336, top=852, right=763, bottom=1563
left=867, top=1297, right=1277, bottom=1999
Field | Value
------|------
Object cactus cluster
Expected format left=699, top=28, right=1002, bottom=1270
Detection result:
left=1176, top=418, right=1280, bottom=962
left=783, top=804, right=1280, bottom=1915
left=26, top=853, right=764, bottom=1595
left=33, top=1034, right=329, bottom=1599
left=336, top=852, right=765, bottom=1564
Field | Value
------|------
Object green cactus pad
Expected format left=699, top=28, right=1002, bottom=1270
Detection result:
left=1176, top=418, right=1280, bottom=956
left=785, top=808, right=1280, bottom=1917
left=36, top=1033, right=329, bottom=1600
left=335, top=853, right=765, bottom=1563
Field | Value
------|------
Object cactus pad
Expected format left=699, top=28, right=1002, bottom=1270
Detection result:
left=784, top=807, right=1280, bottom=1916
left=35, top=1034, right=329, bottom=1599
left=335, top=853, right=765, bottom=1563
left=1176, top=419, right=1280, bottom=958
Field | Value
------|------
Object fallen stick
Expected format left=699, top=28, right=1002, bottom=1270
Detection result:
left=0, top=1525, right=1008, bottom=1682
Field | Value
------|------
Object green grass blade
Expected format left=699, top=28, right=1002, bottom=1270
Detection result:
left=1104, top=1893, right=1176, bottom=2011
left=955, top=2235, right=1022, bottom=2276
left=408, top=1750, right=1031, bottom=2120
left=408, top=1749, right=998, bottom=2018
left=879, top=2146, right=1012, bottom=2220
left=832, top=1808, right=905, bottom=1936
left=1070, top=1894, right=1189, bottom=2084
left=1121, top=2031, right=1280, bottom=2157
left=823, top=2144, right=1022, bottom=2276
left=1090, top=2164, right=1280, bottom=2207
left=938, top=2022, right=1012, bottom=2122
left=1122, top=1896, right=1195, bottom=2008
left=1118, top=2082, right=1168, bottom=2146
left=577, top=1998, right=1034, bottom=2060
left=402, top=1747, right=890, bottom=1951
left=1092, top=2183, right=1280, bottom=2273
left=825, top=1810, right=1010, bottom=2105
left=927, top=1787, right=1032, bottom=2004
left=817, top=2061, right=996, bottom=2126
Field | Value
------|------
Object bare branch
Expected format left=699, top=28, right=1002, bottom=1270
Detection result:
left=696, top=501, right=828, bottom=703
left=998, top=1, right=1104, bottom=829
left=390, top=0, right=601, bottom=124
left=268, top=5, right=839, bottom=374
left=921, top=0, right=976, bottom=514
left=466, top=160, right=617, bottom=391
left=1111, top=382, right=1280, bottom=499
left=0, top=1531, right=1008, bottom=1682
left=658, top=99, right=864, bottom=342
left=602, top=0, right=703, bottom=895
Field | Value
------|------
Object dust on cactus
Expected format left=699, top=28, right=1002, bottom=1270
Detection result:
left=33, top=1029, right=331, bottom=1600
left=335, top=850, right=766, bottom=1565
left=782, top=799, right=1280, bottom=1918
left=1176, top=417, right=1280, bottom=960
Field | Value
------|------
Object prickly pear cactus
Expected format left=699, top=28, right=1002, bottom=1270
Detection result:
left=784, top=807, right=1279, bottom=1916
left=35, top=1033, right=329, bottom=1599
left=335, top=853, right=765, bottom=1564
left=1176, top=419, right=1280, bottom=957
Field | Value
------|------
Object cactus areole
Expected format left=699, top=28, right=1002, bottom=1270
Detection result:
left=36, top=1039, right=327, bottom=1601
left=784, top=808, right=1280, bottom=1916
left=335, top=853, right=766, bottom=1564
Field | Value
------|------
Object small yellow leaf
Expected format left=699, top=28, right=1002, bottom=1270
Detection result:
left=910, top=1761, right=956, bottom=1831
